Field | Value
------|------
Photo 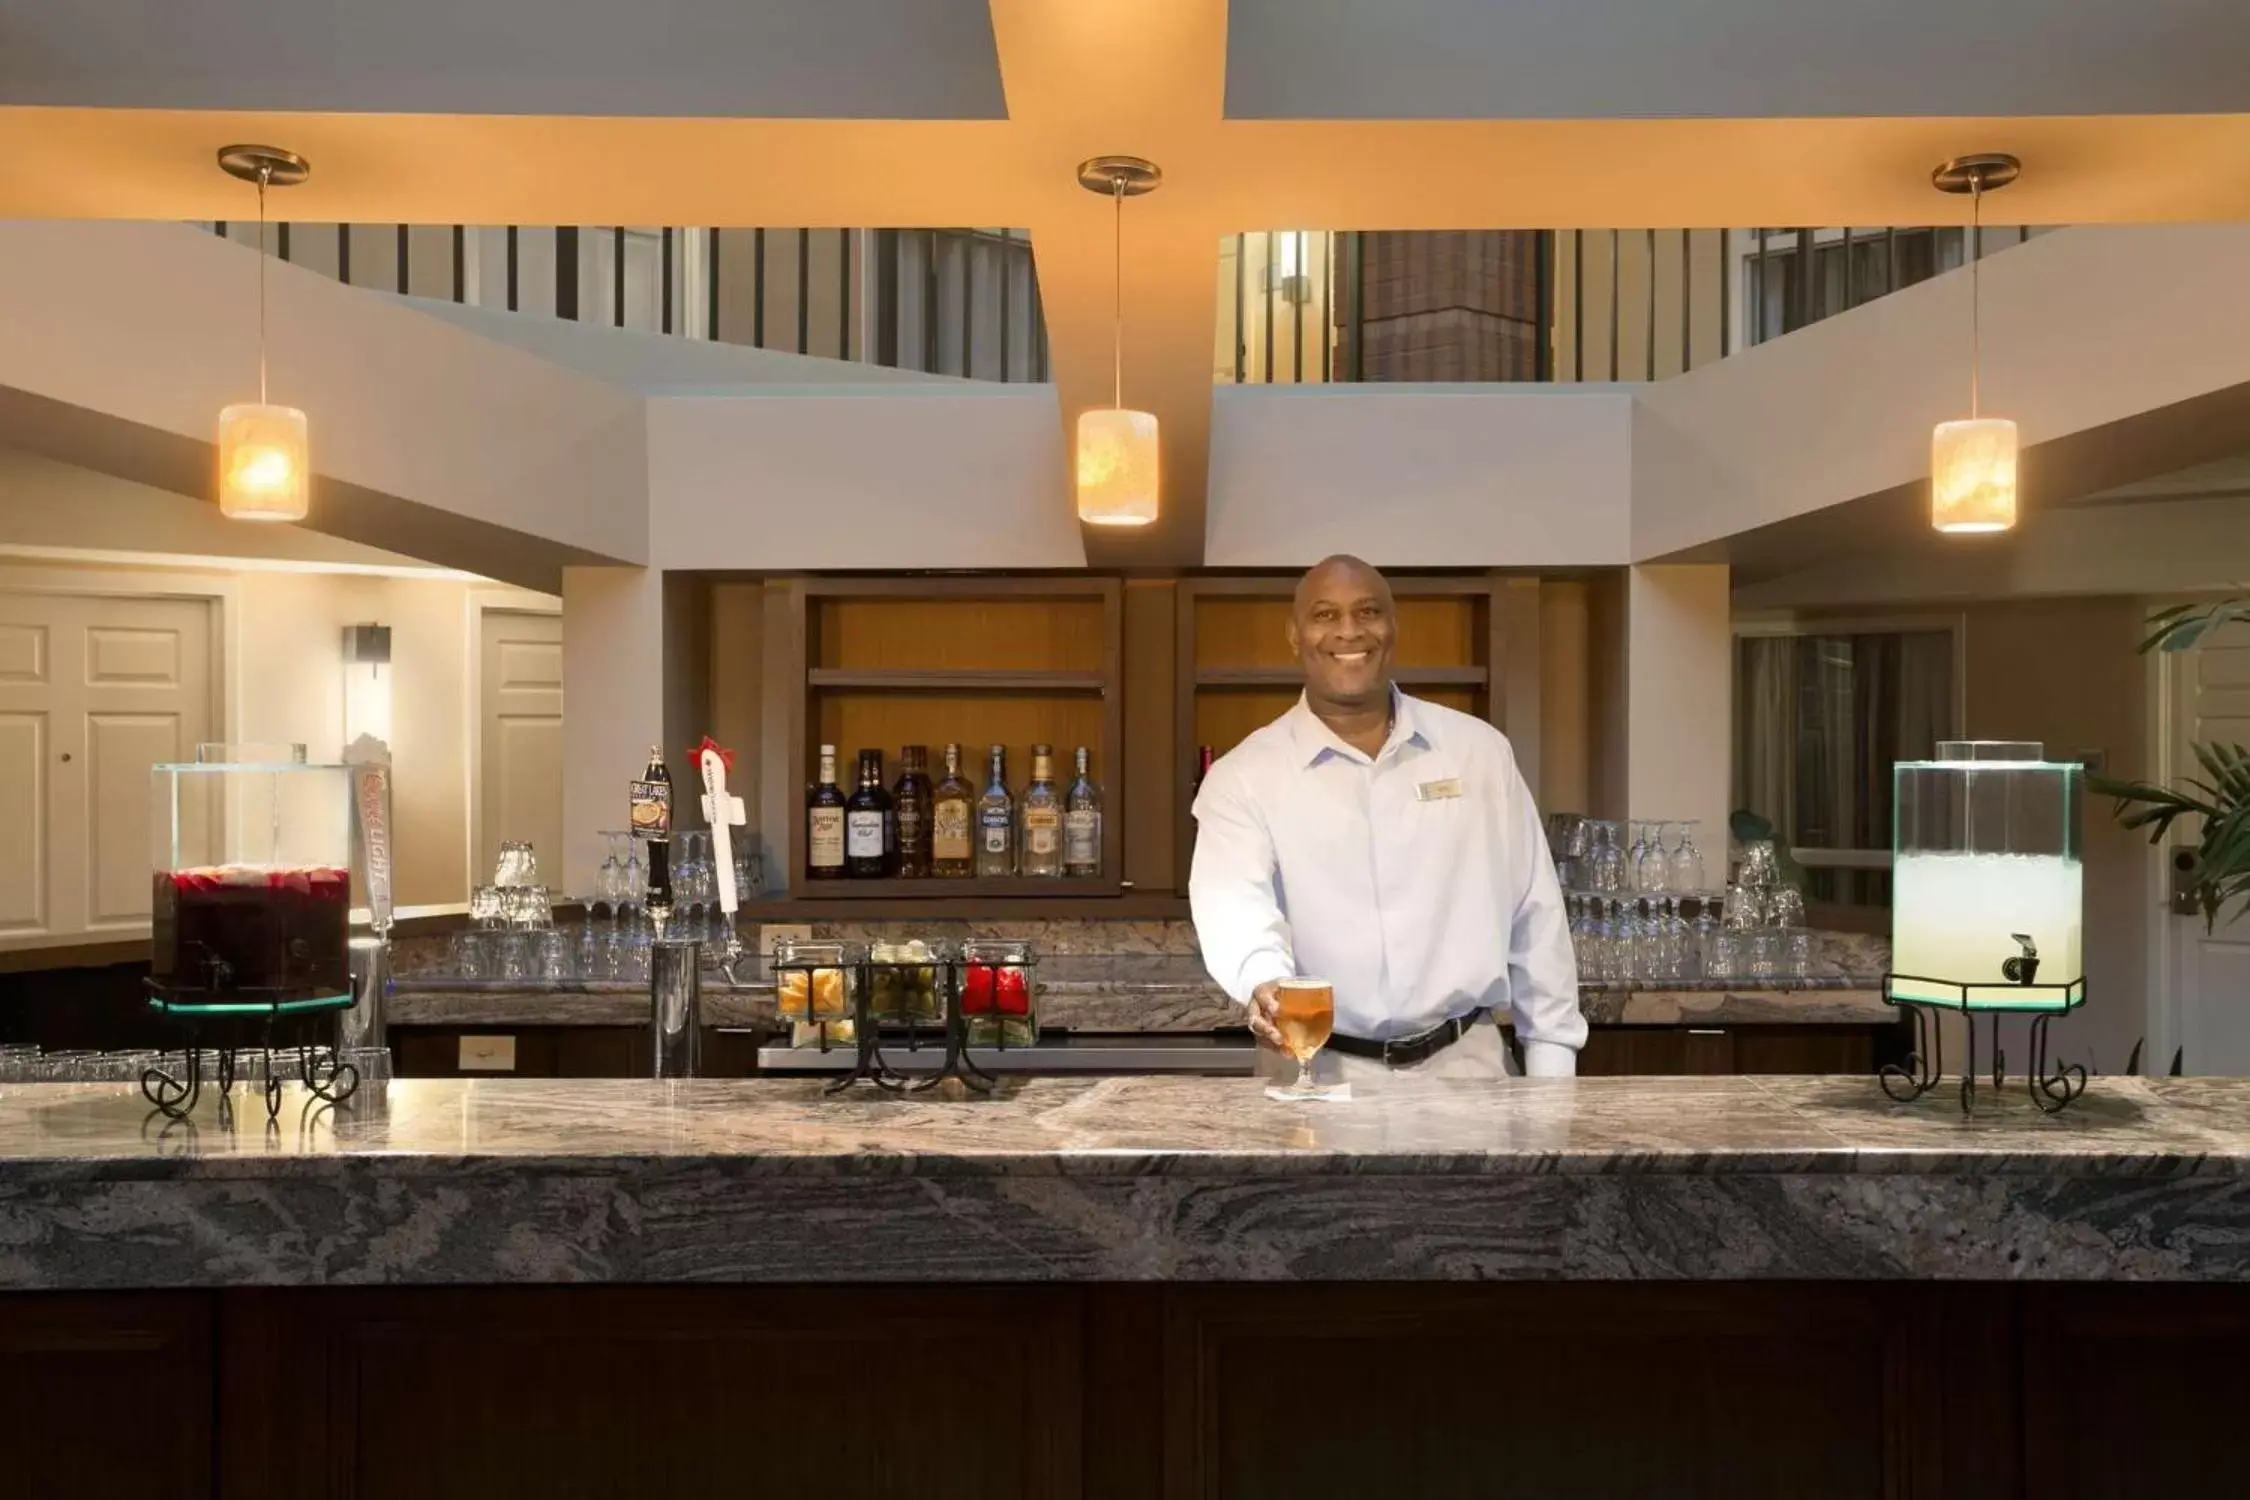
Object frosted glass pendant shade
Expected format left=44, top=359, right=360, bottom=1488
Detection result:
left=1075, top=407, right=1159, bottom=526
left=1930, top=416, right=2017, bottom=534
left=217, top=403, right=310, bottom=522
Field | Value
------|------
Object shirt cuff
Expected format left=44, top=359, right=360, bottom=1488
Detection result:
left=1520, top=1040, right=1578, bottom=1078
left=1232, top=954, right=1296, bottom=1005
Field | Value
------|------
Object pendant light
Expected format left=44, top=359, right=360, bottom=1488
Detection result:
left=1929, top=152, right=2021, bottom=535
left=215, top=145, right=312, bottom=523
left=1074, top=156, right=1162, bottom=527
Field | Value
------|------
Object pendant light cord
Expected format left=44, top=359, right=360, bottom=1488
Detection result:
left=257, top=165, right=271, bottom=405
left=1111, top=175, right=1124, bottom=410
left=1969, top=175, right=1981, bottom=420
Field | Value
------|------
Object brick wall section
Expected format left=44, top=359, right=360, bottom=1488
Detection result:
left=1345, top=230, right=1544, bottom=381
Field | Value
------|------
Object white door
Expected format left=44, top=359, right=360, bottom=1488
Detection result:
left=0, top=589, right=215, bottom=947
left=2170, top=615, right=2250, bottom=1074
left=476, top=608, right=564, bottom=890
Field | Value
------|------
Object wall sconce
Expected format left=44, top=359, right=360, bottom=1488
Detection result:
left=343, top=623, right=392, bottom=752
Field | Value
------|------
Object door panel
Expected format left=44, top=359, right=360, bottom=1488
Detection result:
left=0, top=588, right=213, bottom=947
left=84, top=711, right=186, bottom=928
left=0, top=622, right=46, bottom=683
left=477, top=609, right=564, bottom=887
left=0, top=712, right=47, bottom=935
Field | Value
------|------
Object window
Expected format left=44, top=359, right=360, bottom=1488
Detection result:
left=1733, top=627, right=1958, bottom=906
left=1742, top=227, right=1963, bottom=345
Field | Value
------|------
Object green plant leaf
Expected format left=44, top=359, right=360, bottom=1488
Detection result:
left=2141, top=598, right=2250, bottom=654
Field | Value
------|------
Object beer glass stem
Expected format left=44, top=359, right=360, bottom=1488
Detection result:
left=1296, top=1055, right=1315, bottom=1092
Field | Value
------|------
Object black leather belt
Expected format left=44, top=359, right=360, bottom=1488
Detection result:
left=1327, top=1010, right=1487, bottom=1069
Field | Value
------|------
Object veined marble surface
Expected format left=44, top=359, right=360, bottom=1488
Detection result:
left=0, top=1075, right=2245, bottom=1287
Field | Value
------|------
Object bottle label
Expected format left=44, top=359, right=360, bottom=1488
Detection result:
left=846, top=811, right=885, bottom=859
left=1024, top=807, right=1060, bottom=857
left=808, top=808, right=845, bottom=867
left=980, top=808, right=1010, bottom=854
left=1065, top=810, right=1099, bottom=866
left=629, top=779, right=671, bottom=834
left=933, top=802, right=971, bottom=861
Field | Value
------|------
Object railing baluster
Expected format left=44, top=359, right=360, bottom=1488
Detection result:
left=1886, top=226, right=1898, bottom=296
left=753, top=229, right=767, bottom=346
left=1263, top=231, right=1276, bottom=384
left=1645, top=227, right=1656, bottom=381
left=1678, top=229, right=1691, bottom=374
left=1321, top=232, right=1334, bottom=382
left=960, top=230, right=974, bottom=377
left=1233, top=233, right=1247, bottom=383
left=277, top=222, right=291, bottom=263
left=923, top=229, right=940, bottom=373
left=707, top=228, right=721, bottom=341
left=557, top=227, right=579, bottom=319
left=1292, top=233, right=1305, bottom=383
left=505, top=227, right=517, bottom=310
left=839, top=228, right=853, bottom=361
left=1793, top=226, right=1812, bottom=332
left=875, top=229, right=899, bottom=367
left=1843, top=225, right=1856, bottom=315
left=612, top=226, right=626, bottom=327
left=1576, top=233, right=1591, bottom=376
left=452, top=225, right=465, bottom=303
left=396, top=225, right=409, bottom=295
left=999, top=230, right=1012, bottom=382
left=661, top=226, right=674, bottom=335
left=1534, top=231, right=1553, bottom=380
left=1755, top=227, right=1768, bottom=345
left=797, top=227, right=819, bottom=354
left=1607, top=229, right=1619, bottom=381
left=338, top=224, right=352, bottom=288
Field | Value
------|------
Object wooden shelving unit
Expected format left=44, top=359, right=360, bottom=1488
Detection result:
left=1173, top=574, right=1512, bottom=888
left=769, top=576, right=1125, bottom=899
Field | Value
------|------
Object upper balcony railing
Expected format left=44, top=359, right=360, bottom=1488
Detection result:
left=216, top=220, right=2046, bottom=390
left=1213, top=225, right=2050, bottom=386
left=211, top=222, right=1050, bottom=383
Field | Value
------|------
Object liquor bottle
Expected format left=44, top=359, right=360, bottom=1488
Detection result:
left=931, top=743, right=975, bottom=878
left=975, top=744, right=1015, bottom=877
left=1064, top=746, right=1103, bottom=877
left=893, top=745, right=933, bottom=879
left=806, top=744, right=847, bottom=880
left=1019, top=743, right=1063, bottom=878
left=1193, top=745, right=1215, bottom=794
left=845, top=749, right=896, bottom=879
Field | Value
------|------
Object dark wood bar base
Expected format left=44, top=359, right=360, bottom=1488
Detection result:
left=9, top=1281, right=2243, bottom=1499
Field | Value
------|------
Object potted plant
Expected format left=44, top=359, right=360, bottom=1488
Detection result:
left=2091, top=598, right=2250, bottom=930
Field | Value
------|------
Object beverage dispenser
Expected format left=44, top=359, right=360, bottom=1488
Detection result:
left=144, top=748, right=362, bottom=1117
left=1883, top=740, right=2087, bottom=1113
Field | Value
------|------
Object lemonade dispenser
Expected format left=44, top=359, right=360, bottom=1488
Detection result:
left=1884, top=740, right=2087, bottom=1112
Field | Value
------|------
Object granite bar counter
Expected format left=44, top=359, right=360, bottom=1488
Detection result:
left=0, top=1072, right=2244, bottom=1288
left=6, top=1072, right=2249, bottom=1498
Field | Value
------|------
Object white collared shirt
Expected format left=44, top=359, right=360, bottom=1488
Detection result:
left=1189, top=689, right=1586, bottom=1077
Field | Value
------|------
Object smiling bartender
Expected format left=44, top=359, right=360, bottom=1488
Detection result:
left=1190, top=556, right=1586, bottom=1079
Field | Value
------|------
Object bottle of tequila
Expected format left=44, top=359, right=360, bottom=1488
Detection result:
left=1018, top=743, right=1063, bottom=879
left=892, top=745, right=933, bottom=879
left=975, top=745, right=1015, bottom=877
left=931, top=743, right=975, bottom=878
left=1064, top=746, right=1103, bottom=877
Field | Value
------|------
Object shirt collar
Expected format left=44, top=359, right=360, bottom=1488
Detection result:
left=1288, top=684, right=1430, bottom=768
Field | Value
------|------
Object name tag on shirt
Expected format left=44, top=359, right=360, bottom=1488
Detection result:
left=1415, top=778, right=1464, bottom=802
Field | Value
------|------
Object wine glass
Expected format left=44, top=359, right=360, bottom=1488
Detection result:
left=1669, top=822, right=1707, bottom=895
left=1633, top=821, right=1671, bottom=893
left=1265, top=977, right=1343, bottom=1102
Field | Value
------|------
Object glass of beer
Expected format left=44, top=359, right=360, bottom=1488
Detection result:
left=1266, top=976, right=1339, bottom=1101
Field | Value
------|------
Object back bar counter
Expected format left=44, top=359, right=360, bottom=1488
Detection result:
left=2, top=1072, right=2248, bottom=1498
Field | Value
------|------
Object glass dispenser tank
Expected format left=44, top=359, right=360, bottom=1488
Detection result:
left=149, top=750, right=354, bottom=1010
left=1884, top=740, right=2088, bottom=1114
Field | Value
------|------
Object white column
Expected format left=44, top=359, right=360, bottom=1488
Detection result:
left=1623, top=564, right=1733, bottom=860
left=561, top=566, right=666, bottom=897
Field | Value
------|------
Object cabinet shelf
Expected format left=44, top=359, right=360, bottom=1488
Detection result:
left=788, top=876, right=1122, bottom=900
left=1192, top=665, right=1489, bottom=688
left=807, top=668, right=1108, bottom=692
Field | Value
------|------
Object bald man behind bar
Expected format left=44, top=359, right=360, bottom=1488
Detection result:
left=1190, top=555, right=1585, bottom=1081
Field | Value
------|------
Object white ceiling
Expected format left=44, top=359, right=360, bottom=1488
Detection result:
left=1226, top=0, right=2250, bottom=120
left=0, top=0, right=1005, bottom=118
